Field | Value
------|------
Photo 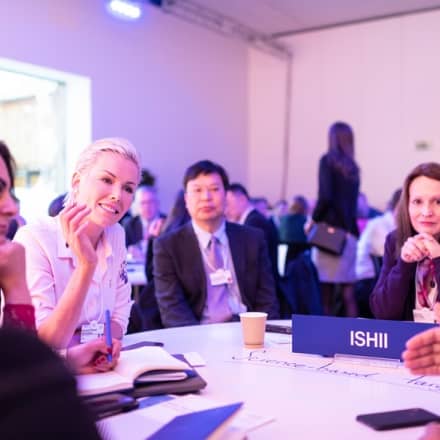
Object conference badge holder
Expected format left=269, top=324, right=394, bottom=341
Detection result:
left=210, top=269, right=233, bottom=286
left=80, top=321, right=104, bottom=343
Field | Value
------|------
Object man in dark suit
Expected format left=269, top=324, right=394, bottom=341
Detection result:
left=153, top=160, right=279, bottom=328
left=122, top=185, right=166, bottom=261
left=226, top=183, right=279, bottom=282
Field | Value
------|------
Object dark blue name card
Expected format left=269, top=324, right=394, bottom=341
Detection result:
left=292, top=315, right=437, bottom=360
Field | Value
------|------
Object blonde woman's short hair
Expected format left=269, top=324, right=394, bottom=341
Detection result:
left=64, top=137, right=141, bottom=206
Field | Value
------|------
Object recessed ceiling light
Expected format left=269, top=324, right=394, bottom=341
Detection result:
left=106, top=0, right=143, bottom=21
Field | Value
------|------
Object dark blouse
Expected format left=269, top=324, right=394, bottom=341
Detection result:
left=370, top=231, right=440, bottom=321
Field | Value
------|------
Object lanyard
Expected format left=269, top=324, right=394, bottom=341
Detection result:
left=84, top=281, right=104, bottom=327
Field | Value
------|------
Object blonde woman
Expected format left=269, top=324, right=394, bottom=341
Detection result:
left=15, top=138, right=141, bottom=348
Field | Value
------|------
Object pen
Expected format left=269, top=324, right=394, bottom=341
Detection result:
left=105, top=309, right=113, bottom=362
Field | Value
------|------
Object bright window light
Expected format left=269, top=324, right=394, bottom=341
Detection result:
left=107, top=0, right=143, bottom=20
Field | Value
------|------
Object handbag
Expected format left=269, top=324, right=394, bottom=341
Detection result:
left=307, top=222, right=347, bottom=256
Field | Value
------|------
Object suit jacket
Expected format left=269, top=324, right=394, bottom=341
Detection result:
left=370, top=231, right=440, bottom=321
left=122, top=214, right=166, bottom=247
left=244, top=209, right=279, bottom=280
left=153, top=221, right=279, bottom=327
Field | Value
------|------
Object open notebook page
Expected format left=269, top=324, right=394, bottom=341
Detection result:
left=77, top=346, right=188, bottom=396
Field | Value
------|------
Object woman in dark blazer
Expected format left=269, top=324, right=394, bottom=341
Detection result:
left=370, top=162, right=440, bottom=321
left=311, top=121, right=360, bottom=316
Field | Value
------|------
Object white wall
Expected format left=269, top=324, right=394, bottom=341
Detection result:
left=0, top=0, right=249, bottom=210
left=4, top=3, right=440, bottom=212
left=247, top=49, right=287, bottom=203
left=249, top=10, right=440, bottom=210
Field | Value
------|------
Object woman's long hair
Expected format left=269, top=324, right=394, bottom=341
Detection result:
left=327, top=121, right=359, bottom=181
left=0, top=141, right=16, bottom=189
left=395, top=162, right=440, bottom=257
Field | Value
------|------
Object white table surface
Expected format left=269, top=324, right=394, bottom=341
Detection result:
left=122, top=321, right=439, bottom=439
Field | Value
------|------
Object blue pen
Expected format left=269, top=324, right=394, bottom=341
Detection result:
left=105, top=309, right=113, bottom=362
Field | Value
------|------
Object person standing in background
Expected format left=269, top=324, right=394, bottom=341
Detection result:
left=309, top=121, right=360, bottom=317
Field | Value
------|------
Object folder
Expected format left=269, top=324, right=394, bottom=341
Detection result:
left=147, top=402, right=243, bottom=440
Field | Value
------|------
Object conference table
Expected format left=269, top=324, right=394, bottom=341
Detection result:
left=121, top=321, right=439, bottom=439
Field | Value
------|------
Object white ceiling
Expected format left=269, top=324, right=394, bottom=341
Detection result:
left=196, top=0, right=440, bottom=36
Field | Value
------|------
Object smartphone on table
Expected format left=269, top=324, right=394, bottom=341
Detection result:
left=356, top=408, right=440, bottom=431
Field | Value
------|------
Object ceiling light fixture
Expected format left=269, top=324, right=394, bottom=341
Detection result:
left=106, top=0, right=143, bottom=20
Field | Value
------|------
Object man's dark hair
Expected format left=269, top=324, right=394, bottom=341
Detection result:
left=183, top=160, right=229, bottom=190
left=227, top=183, right=249, bottom=199
left=139, top=168, right=156, bottom=187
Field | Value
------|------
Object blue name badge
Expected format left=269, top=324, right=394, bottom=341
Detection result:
left=292, top=315, right=437, bottom=360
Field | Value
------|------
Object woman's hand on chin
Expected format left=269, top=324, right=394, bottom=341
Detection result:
left=401, top=235, right=429, bottom=263
left=60, top=203, right=98, bottom=266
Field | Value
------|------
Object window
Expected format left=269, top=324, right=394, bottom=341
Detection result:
left=0, top=59, right=91, bottom=222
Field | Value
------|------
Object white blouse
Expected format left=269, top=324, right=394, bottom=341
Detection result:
left=14, top=216, right=132, bottom=333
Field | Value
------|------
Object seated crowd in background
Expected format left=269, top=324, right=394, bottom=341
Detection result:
left=278, top=195, right=310, bottom=264
left=355, top=188, right=401, bottom=317
left=226, top=183, right=279, bottom=287
left=122, top=185, right=165, bottom=263
left=356, top=191, right=383, bottom=234
left=2, top=131, right=440, bottom=436
left=4, top=130, right=440, bottom=333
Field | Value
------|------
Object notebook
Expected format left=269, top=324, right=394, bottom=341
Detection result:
left=130, top=354, right=207, bottom=398
left=76, top=346, right=189, bottom=396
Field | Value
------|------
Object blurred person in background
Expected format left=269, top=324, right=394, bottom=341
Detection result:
left=309, top=121, right=360, bottom=317
left=355, top=188, right=401, bottom=317
left=123, top=185, right=166, bottom=262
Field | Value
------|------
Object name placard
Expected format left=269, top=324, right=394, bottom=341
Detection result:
left=292, top=315, right=437, bottom=360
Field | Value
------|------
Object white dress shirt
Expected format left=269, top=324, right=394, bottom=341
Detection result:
left=356, top=211, right=395, bottom=280
left=191, top=220, right=246, bottom=322
left=14, top=216, right=132, bottom=333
